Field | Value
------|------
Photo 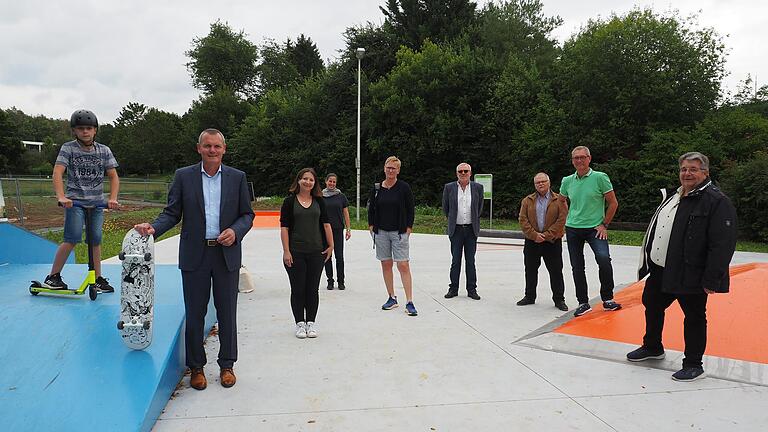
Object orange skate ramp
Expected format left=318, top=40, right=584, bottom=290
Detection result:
left=554, top=263, right=768, bottom=365
left=252, top=211, right=280, bottom=229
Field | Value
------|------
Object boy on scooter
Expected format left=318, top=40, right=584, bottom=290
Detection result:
left=41, top=109, right=120, bottom=292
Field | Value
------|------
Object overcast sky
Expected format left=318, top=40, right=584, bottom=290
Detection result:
left=1, top=0, right=765, bottom=124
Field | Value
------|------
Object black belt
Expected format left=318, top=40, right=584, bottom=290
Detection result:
left=205, top=239, right=219, bottom=247
left=456, top=224, right=472, bottom=227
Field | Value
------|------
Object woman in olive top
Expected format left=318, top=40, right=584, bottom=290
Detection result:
left=280, top=168, right=334, bottom=339
left=322, top=173, right=352, bottom=290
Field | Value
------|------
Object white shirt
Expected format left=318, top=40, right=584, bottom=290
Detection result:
left=650, top=190, right=681, bottom=267
left=456, top=182, right=472, bottom=225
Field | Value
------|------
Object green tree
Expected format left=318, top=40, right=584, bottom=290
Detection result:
left=186, top=20, right=259, bottom=96
left=291, top=34, right=325, bottom=79
left=257, top=35, right=325, bottom=95
left=0, top=110, right=25, bottom=174
left=380, top=0, right=478, bottom=49
left=554, top=9, right=726, bottom=158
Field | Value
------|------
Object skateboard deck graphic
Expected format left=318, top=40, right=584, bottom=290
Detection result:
left=118, top=229, right=155, bottom=350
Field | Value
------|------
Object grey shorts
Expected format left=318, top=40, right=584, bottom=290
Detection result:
left=375, top=230, right=410, bottom=261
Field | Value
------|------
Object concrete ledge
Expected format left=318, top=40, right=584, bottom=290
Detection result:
left=479, top=228, right=525, bottom=239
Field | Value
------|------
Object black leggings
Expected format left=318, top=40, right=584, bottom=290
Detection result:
left=324, top=226, right=345, bottom=283
left=285, top=251, right=325, bottom=323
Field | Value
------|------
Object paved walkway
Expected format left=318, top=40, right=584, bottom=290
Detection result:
left=153, top=229, right=768, bottom=431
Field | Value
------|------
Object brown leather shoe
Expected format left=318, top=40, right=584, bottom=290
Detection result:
left=220, top=368, right=236, bottom=388
left=190, top=368, right=207, bottom=390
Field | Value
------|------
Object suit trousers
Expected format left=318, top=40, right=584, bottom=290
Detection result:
left=323, top=226, right=345, bottom=284
left=642, top=262, right=709, bottom=368
left=565, top=227, right=615, bottom=304
left=523, top=238, right=565, bottom=303
left=286, top=251, right=325, bottom=323
left=448, top=225, right=478, bottom=293
left=181, top=245, right=239, bottom=369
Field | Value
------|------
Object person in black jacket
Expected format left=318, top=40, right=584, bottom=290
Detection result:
left=627, top=152, right=737, bottom=382
left=280, top=168, right=334, bottom=339
left=368, top=156, right=417, bottom=316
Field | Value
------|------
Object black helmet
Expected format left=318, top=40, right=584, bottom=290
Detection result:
left=70, top=109, right=98, bottom=128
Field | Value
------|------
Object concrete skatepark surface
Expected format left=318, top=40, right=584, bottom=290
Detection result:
left=153, top=226, right=768, bottom=432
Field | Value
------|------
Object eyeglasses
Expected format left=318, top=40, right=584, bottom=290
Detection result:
left=572, top=155, right=589, bottom=160
left=457, top=170, right=470, bottom=174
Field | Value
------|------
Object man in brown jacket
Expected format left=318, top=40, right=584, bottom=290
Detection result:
left=517, top=172, right=569, bottom=311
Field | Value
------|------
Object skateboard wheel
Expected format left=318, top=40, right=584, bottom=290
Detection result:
left=117, top=321, right=124, bottom=330
left=89, top=285, right=98, bottom=301
left=119, top=252, right=125, bottom=260
left=143, top=321, right=151, bottom=330
left=144, top=252, right=152, bottom=261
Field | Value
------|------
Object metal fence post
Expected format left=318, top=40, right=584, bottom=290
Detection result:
left=14, top=178, right=24, bottom=227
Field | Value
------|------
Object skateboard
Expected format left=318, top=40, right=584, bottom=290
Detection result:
left=117, top=229, right=155, bottom=350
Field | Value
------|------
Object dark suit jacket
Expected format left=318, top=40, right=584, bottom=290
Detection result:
left=442, top=181, right=484, bottom=237
left=152, top=163, right=255, bottom=272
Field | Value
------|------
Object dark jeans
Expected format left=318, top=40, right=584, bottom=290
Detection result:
left=324, top=226, right=345, bottom=284
left=181, top=246, right=239, bottom=369
left=448, top=225, right=478, bottom=293
left=566, top=226, right=615, bottom=304
left=643, top=263, right=708, bottom=368
left=285, top=251, right=325, bottom=323
left=523, top=238, right=565, bottom=303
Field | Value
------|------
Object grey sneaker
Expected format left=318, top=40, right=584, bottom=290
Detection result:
left=94, top=276, right=114, bottom=293
left=43, top=273, right=68, bottom=290
left=295, top=322, right=307, bottom=339
left=627, top=346, right=666, bottom=362
left=672, top=367, right=706, bottom=382
left=573, top=303, right=592, bottom=317
left=603, top=300, right=622, bottom=311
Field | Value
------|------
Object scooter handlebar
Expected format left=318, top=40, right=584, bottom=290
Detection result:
left=58, top=200, right=109, bottom=209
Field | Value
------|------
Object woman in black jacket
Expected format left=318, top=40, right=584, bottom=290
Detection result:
left=280, top=168, right=334, bottom=339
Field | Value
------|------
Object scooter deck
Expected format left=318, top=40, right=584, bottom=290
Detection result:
left=118, top=230, right=155, bottom=350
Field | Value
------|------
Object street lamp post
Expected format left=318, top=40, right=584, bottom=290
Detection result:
left=355, top=47, right=365, bottom=221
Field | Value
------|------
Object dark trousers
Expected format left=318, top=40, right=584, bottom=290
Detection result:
left=181, top=246, right=239, bottom=369
left=643, top=263, right=708, bottom=368
left=324, top=226, right=345, bottom=284
left=285, top=251, right=325, bottom=323
left=448, top=225, right=478, bottom=293
left=523, top=238, right=565, bottom=303
left=565, top=226, right=615, bottom=304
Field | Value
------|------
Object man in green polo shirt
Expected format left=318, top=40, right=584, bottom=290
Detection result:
left=560, top=146, right=622, bottom=317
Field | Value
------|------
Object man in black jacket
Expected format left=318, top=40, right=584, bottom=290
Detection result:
left=627, top=152, right=737, bottom=381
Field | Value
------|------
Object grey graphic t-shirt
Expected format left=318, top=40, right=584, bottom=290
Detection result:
left=55, top=140, right=119, bottom=201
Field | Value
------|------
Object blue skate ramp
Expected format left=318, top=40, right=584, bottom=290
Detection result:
left=0, top=263, right=209, bottom=432
left=0, top=222, right=74, bottom=265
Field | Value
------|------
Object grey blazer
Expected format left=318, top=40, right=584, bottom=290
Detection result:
left=442, top=181, right=484, bottom=237
left=152, top=163, right=255, bottom=272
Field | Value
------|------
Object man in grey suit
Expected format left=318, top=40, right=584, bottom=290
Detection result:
left=442, top=162, right=484, bottom=300
left=134, top=129, right=254, bottom=391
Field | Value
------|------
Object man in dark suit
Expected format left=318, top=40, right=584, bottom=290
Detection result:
left=442, top=162, right=484, bottom=300
left=134, top=128, right=254, bottom=391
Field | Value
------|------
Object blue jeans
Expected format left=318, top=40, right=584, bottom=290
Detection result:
left=565, top=226, right=614, bottom=304
left=63, top=206, right=104, bottom=245
left=448, top=225, right=478, bottom=293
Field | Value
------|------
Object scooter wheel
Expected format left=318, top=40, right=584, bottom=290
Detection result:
left=143, top=321, right=151, bottom=330
left=144, top=252, right=152, bottom=261
left=30, top=287, right=39, bottom=296
left=89, top=285, right=98, bottom=301
left=117, top=321, right=124, bottom=330
left=119, top=252, right=125, bottom=260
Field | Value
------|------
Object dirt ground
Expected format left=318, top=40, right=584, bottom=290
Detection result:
left=4, top=198, right=151, bottom=231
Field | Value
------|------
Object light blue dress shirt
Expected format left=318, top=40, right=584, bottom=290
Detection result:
left=201, top=164, right=222, bottom=240
left=535, top=191, right=551, bottom=232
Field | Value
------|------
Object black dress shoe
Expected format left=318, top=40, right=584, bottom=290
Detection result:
left=338, top=282, right=346, bottom=290
left=444, top=291, right=458, bottom=299
left=326, top=280, right=334, bottom=290
left=554, top=301, right=569, bottom=311
left=468, top=292, right=481, bottom=300
left=516, top=297, right=535, bottom=306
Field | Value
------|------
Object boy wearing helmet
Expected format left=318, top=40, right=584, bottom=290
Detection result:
left=42, top=109, right=120, bottom=292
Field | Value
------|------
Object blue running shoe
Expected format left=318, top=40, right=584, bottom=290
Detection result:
left=405, top=302, right=418, bottom=316
left=382, top=296, right=398, bottom=310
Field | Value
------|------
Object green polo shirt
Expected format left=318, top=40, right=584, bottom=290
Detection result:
left=560, top=168, right=613, bottom=228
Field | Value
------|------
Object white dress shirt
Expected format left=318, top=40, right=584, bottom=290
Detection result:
left=650, top=191, right=681, bottom=267
left=456, top=182, right=472, bottom=225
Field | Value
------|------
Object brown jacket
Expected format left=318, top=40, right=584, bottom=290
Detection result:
left=519, top=191, right=568, bottom=242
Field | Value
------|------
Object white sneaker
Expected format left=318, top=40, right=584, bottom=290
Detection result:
left=295, top=322, right=307, bottom=339
left=306, top=321, right=318, bottom=338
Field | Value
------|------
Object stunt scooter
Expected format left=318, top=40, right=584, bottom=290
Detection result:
left=29, top=200, right=107, bottom=301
